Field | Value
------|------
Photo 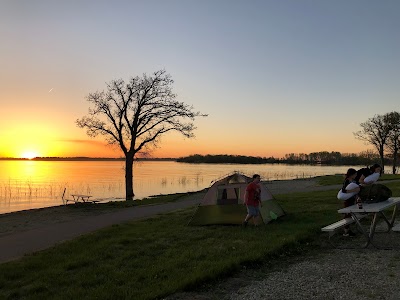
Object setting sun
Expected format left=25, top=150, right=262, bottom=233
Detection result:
left=21, top=151, right=38, bottom=160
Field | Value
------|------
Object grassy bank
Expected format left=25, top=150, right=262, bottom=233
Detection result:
left=0, top=181, right=399, bottom=299
left=0, top=192, right=203, bottom=236
left=316, top=173, right=400, bottom=186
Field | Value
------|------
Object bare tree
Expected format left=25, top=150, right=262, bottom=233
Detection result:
left=77, top=70, right=207, bottom=200
left=386, top=111, right=400, bottom=174
left=354, top=114, right=393, bottom=172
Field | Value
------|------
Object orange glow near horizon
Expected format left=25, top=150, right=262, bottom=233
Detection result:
left=0, top=120, right=371, bottom=159
left=1, top=136, right=370, bottom=159
left=21, top=151, right=39, bottom=160
left=0, top=84, right=372, bottom=159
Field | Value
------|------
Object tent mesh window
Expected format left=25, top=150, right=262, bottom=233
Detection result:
left=217, top=187, right=240, bottom=205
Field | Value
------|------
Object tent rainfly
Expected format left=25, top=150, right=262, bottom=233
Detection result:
left=188, top=172, right=285, bottom=225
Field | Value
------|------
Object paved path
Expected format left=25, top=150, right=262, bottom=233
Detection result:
left=0, top=197, right=201, bottom=263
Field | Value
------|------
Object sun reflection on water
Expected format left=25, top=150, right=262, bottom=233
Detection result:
left=0, top=160, right=355, bottom=214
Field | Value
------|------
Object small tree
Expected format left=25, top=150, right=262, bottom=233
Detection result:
left=386, top=111, right=400, bottom=174
left=77, top=70, right=206, bottom=200
left=354, top=114, right=393, bottom=172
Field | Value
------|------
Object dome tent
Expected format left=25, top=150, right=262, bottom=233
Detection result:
left=188, top=172, right=285, bottom=225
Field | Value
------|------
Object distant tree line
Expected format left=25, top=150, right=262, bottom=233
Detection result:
left=282, top=150, right=381, bottom=165
left=177, top=111, right=400, bottom=174
left=177, top=154, right=276, bottom=164
left=176, top=151, right=385, bottom=166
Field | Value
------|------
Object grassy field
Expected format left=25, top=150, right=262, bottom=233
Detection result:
left=63, top=191, right=202, bottom=213
left=315, top=173, right=400, bottom=186
left=0, top=180, right=399, bottom=299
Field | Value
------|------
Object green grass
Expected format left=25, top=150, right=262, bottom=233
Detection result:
left=315, top=174, right=344, bottom=185
left=0, top=182, right=399, bottom=300
left=316, top=174, right=400, bottom=186
left=61, top=191, right=201, bottom=214
left=114, top=191, right=200, bottom=207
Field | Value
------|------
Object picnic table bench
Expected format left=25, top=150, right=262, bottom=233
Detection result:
left=391, top=223, right=400, bottom=232
left=322, top=197, right=400, bottom=248
left=321, top=214, right=368, bottom=238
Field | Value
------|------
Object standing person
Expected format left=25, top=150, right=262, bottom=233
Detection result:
left=355, top=164, right=382, bottom=185
left=340, top=168, right=361, bottom=237
left=243, top=174, right=262, bottom=227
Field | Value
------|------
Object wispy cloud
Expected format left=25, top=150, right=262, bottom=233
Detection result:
left=59, top=139, right=107, bottom=146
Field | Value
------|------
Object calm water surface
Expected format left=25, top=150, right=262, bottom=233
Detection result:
left=0, top=160, right=355, bottom=214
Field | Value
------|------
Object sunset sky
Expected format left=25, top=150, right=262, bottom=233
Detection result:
left=1, top=0, right=399, bottom=159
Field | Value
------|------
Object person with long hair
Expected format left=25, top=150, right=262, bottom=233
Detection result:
left=355, top=163, right=382, bottom=185
left=340, top=168, right=361, bottom=237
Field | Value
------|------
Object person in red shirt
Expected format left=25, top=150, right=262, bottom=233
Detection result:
left=243, top=174, right=262, bottom=227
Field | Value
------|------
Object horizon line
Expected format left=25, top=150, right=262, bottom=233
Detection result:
left=0, top=157, right=176, bottom=161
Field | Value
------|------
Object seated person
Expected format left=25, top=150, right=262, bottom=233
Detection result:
left=355, top=164, right=381, bottom=185
left=337, top=168, right=361, bottom=237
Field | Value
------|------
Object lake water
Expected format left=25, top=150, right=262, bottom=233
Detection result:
left=0, top=160, right=356, bottom=214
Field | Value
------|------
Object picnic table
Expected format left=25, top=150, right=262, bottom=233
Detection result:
left=69, top=194, right=100, bottom=204
left=337, top=197, right=400, bottom=248
left=61, top=188, right=100, bottom=205
left=71, top=194, right=93, bottom=203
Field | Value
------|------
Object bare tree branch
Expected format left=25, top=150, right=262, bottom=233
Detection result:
left=353, top=114, right=393, bottom=172
left=76, top=70, right=207, bottom=199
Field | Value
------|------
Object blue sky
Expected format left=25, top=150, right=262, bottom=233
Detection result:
left=1, top=0, right=399, bottom=158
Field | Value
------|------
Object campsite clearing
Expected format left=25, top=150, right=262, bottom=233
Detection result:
left=189, top=172, right=285, bottom=225
left=1, top=178, right=399, bottom=300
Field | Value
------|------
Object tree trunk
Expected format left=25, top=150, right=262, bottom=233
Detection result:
left=379, top=146, right=385, bottom=173
left=125, top=154, right=135, bottom=200
left=393, top=151, right=398, bottom=175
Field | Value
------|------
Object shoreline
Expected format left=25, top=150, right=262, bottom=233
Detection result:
left=0, top=178, right=330, bottom=237
left=0, top=190, right=207, bottom=238
left=0, top=177, right=323, bottom=217
left=2, top=176, right=399, bottom=226
left=3, top=177, right=399, bottom=238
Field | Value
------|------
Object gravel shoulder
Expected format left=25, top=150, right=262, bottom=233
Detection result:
left=165, top=225, right=400, bottom=300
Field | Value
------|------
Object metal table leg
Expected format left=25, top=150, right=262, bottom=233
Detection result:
left=375, top=204, right=398, bottom=232
left=351, top=212, right=378, bottom=248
